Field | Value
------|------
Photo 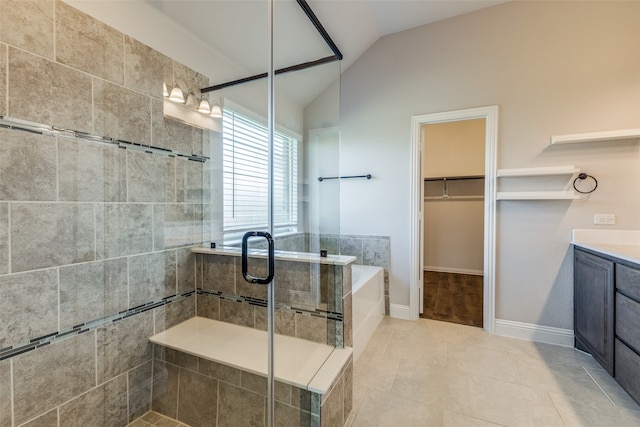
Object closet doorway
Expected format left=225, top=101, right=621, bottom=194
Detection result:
left=421, top=119, right=485, bottom=327
left=409, top=106, right=497, bottom=332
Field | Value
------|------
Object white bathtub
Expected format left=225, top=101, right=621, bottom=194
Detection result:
left=351, top=264, right=385, bottom=361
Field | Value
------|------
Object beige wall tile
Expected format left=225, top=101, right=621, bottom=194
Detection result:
left=0, top=359, right=10, bottom=427
left=0, top=128, right=57, bottom=201
left=58, top=137, right=127, bottom=202
left=0, top=268, right=58, bottom=349
left=172, top=61, right=209, bottom=99
left=196, top=293, right=220, bottom=320
left=0, top=0, right=53, bottom=59
left=127, top=151, right=176, bottom=203
left=163, top=117, right=194, bottom=154
left=129, top=251, right=177, bottom=307
left=217, top=382, right=265, bottom=427
left=96, top=310, right=154, bottom=384
left=128, top=361, right=152, bottom=422
left=124, top=36, right=164, bottom=99
left=55, top=1, right=123, bottom=84
left=95, top=203, right=153, bottom=259
left=0, top=44, right=6, bottom=116
left=151, top=98, right=164, bottom=147
left=177, top=247, right=196, bottom=294
left=12, top=332, right=96, bottom=426
left=219, top=299, right=254, bottom=328
left=296, top=313, right=328, bottom=344
left=320, top=375, right=343, bottom=427
left=151, top=359, right=179, bottom=419
left=202, top=254, right=235, bottom=294
left=93, top=78, right=152, bottom=145
left=177, top=368, right=218, bottom=427
left=20, top=409, right=57, bottom=427
left=163, top=295, right=195, bottom=329
left=153, top=204, right=196, bottom=251
left=276, top=402, right=311, bottom=427
left=59, top=258, right=128, bottom=329
left=59, top=374, right=128, bottom=427
left=11, top=202, right=95, bottom=272
left=9, top=48, right=92, bottom=131
left=198, top=359, right=241, bottom=385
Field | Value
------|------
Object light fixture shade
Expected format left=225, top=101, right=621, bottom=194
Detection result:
left=168, top=84, right=185, bottom=103
left=163, top=82, right=169, bottom=97
left=210, top=103, right=222, bottom=118
left=198, top=98, right=211, bottom=114
left=185, top=90, right=198, bottom=108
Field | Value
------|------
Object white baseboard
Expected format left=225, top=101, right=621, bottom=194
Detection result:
left=494, top=319, right=574, bottom=347
left=389, top=304, right=411, bottom=320
left=424, top=266, right=483, bottom=276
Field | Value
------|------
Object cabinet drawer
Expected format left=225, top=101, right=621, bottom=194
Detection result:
left=616, top=293, right=640, bottom=352
left=616, top=263, right=640, bottom=302
left=615, top=339, right=640, bottom=405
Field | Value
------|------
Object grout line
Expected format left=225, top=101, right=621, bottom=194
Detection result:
left=9, top=359, right=14, bottom=427
left=7, top=202, right=11, bottom=275
left=94, top=330, right=99, bottom=387
left=57, top=267, right=61, bottom=332
left=583, top=366, right=616, bottom=406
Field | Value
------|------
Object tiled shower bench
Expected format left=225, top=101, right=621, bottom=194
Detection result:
left=149, top=317, right=353, bottom=427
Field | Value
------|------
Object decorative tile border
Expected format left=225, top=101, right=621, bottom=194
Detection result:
left=197, top=288, right=343, bottom=322
left=0, top=115, right=209, bottom=163
left=0, top=290, right=195, bottom=361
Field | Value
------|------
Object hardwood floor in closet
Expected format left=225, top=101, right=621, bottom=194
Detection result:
left=421, top=271, right=483, bottom=327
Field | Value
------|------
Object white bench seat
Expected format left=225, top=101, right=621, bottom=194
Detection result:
left=150, top=316, right=352, bottom=394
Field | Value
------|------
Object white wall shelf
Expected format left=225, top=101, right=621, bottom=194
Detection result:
left=496, top=165, right=581, bottom=200
left=550, top=129, right=640, bottom=145
left=497, top=191, right=581, bottom=200
left=497, top=166, right=580, bottom=177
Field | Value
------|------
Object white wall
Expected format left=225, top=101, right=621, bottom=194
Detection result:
left=340, top=1, right=640, bottom=329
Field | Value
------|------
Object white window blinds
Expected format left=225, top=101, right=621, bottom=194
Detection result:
left=223, top=109, right=298, bottom=239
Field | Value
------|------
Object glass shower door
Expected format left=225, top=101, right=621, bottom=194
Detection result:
left=204, top=0, right=343, bottom=425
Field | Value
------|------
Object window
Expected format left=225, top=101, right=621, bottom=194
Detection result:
left=223, top=109, right=298, bottom=241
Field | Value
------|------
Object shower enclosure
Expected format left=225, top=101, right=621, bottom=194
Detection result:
left=0, top=0, right=348, bottom=426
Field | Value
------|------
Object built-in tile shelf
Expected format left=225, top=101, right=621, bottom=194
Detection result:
left=550, top=129, right=640, bottom=145
left=496, top=165, right=581, bottom=200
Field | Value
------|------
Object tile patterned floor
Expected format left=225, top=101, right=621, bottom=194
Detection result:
left=130, top=317, right=640, bottom=427
left=346, top=317, right=640, bottom=427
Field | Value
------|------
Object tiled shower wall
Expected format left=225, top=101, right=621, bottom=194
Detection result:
left=272, top=233, right=391, bottom=314
left=0, top=1, right=207, bottom=425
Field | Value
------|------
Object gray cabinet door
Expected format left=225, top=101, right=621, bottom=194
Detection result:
left=574, top=249, right=615, bottom=374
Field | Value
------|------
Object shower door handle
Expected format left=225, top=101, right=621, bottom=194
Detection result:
left=241, top=231, right=275, bottom=285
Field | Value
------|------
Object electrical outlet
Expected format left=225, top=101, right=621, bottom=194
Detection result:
left=594, top=214, right=616, bottom=225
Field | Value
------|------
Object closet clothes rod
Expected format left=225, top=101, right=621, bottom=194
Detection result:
left=424, top=175, right=485, bottom=181
left=318, top=174, right=372, bottom=182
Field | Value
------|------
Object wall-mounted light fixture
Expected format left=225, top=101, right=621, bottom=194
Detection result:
left=210, top=99, right=223, bottom=118
left=198, top=97, right=211, bottom=114
left=164, top=82, right=223, bottom=120
left=168, top=83, right=185, bottom=103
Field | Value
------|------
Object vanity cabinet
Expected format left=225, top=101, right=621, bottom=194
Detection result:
left=574, top=247, right=640, bottom=404
left=574, top=249, right=615, bottom=374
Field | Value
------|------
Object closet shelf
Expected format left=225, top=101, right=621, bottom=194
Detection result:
left=497, top=191, right=581, bottom=200
left=496, top=166, right=579, bottom=177
left=550, top=129, right=640, bottom=145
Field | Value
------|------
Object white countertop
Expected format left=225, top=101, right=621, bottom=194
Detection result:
left=150, top=317, right=352, bottom=394
left=192, top=246, right=357, bottom=266
left=571, top=229, right=640, bottom=265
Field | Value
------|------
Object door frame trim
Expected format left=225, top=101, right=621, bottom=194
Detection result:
left=409, top=105, right=498, bottom=333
